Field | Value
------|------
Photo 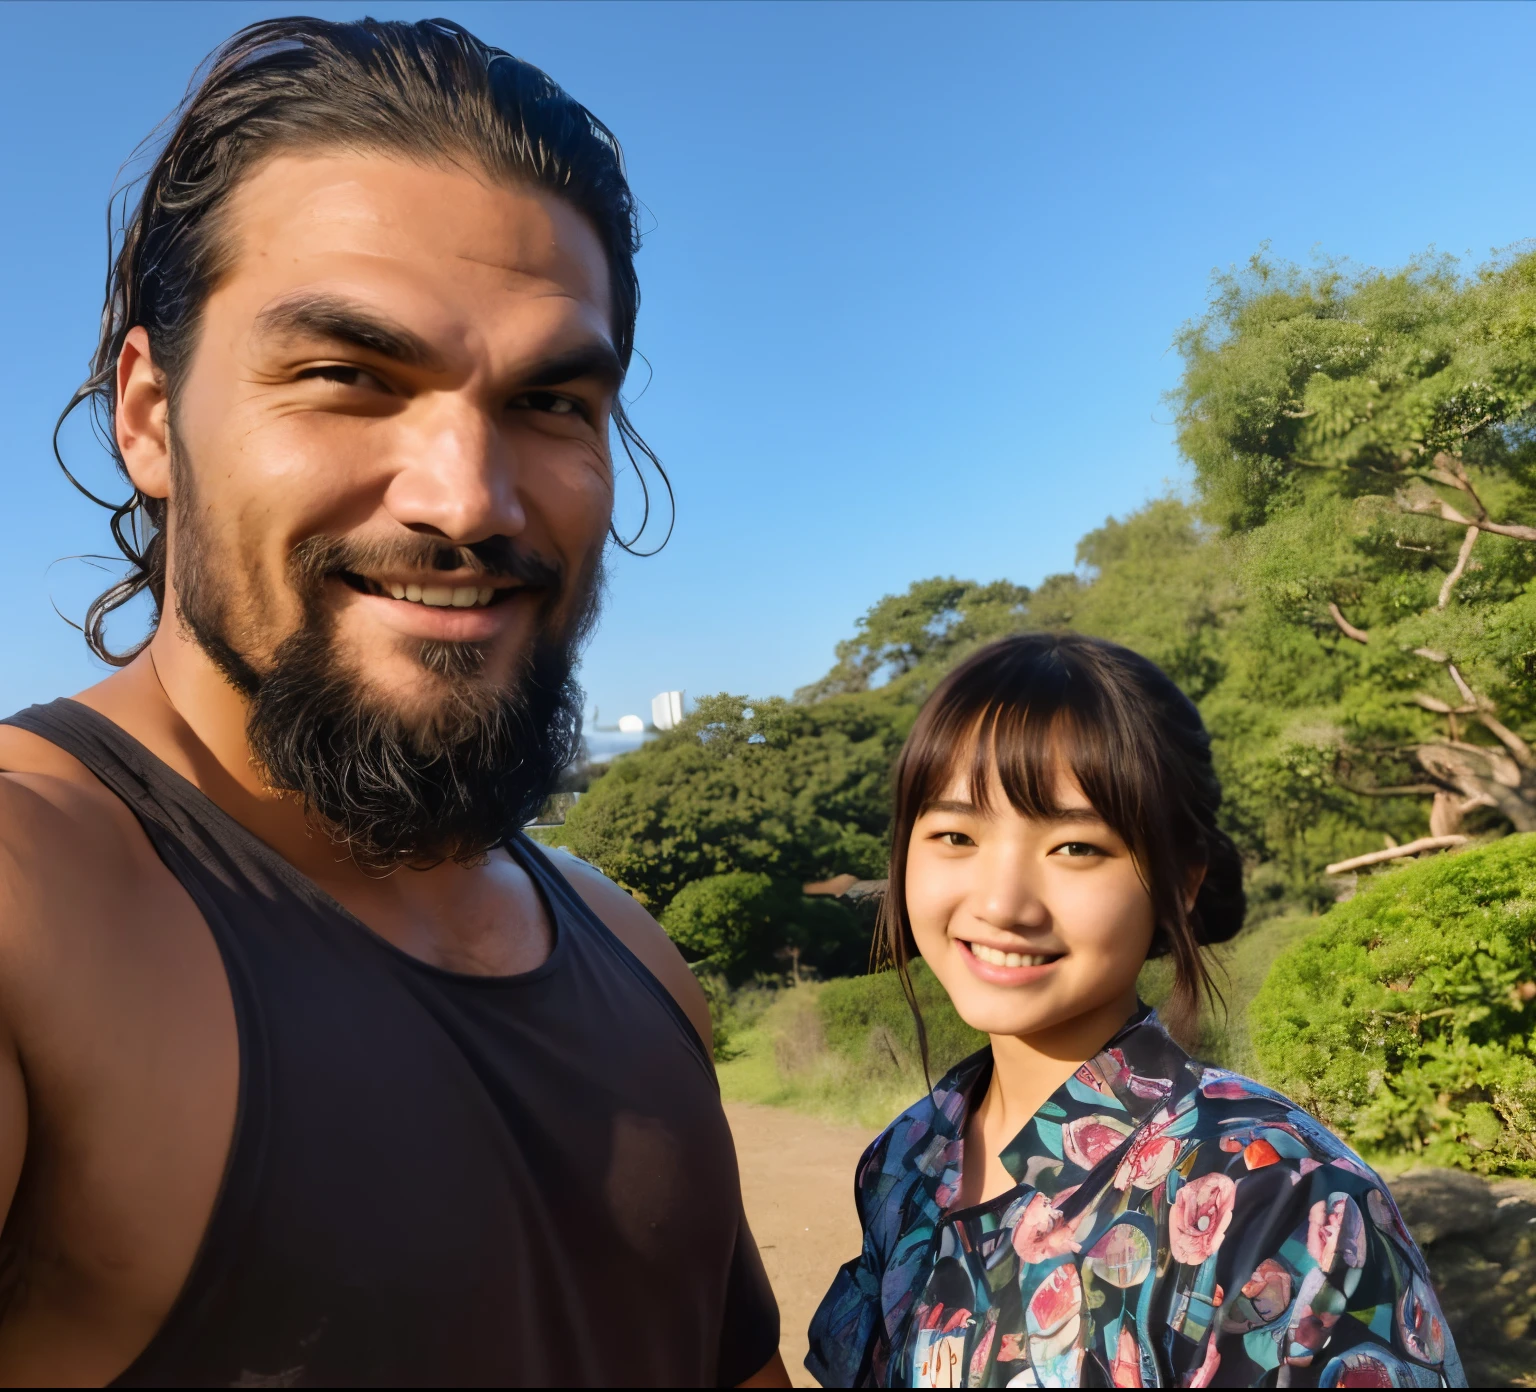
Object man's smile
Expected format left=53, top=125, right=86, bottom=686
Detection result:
left=339, top=570, right=522, bottom=610
left=331, top=571, right=543, bottom=642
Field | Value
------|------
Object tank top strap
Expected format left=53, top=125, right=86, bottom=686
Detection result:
left=507, top=833, right=713, bottom=1069
left=1, top=699, right=292, bottom=901
left=3, top=700, right=199, bottom=833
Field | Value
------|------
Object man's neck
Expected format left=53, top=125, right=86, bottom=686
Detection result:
left=70, top=630, right=548, bottom=974
left=77, top=634, right=317, bottom=870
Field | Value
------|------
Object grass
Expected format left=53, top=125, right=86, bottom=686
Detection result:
left=716, top=913, right=1323, bottom=1130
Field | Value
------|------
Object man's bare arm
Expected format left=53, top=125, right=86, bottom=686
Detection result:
left=543, top=849, right=714, bottom=1054
left=739, top=1349, right=793, bottom=1387
left=0, top=773, right=55, bottom=1281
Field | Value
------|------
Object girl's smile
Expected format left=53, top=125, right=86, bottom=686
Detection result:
left=956, top=939, right=1063, bottom=985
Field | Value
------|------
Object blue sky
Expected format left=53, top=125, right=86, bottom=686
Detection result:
left=4, top=1, right=1535, bottom=731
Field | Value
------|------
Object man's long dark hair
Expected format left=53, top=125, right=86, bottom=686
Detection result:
left=58, top=15, right=670, bottom=665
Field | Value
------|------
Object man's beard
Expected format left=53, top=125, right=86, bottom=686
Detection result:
left=173, top=511, right=599, bottom=869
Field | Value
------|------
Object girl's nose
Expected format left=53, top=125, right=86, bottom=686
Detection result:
left=972, top=849, right=1049, bottom=933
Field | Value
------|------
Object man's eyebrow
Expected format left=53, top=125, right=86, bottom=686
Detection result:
left=251, top=293, right=625, bottom=393
left=252, top=293, right=442, bottom=370
left=516, top=342, right=625, bottom=394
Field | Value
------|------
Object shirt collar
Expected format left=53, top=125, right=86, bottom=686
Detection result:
left=995, top=1003, right=1195, bottom=1185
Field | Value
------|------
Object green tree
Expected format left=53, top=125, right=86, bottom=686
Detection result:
left=795, top=499, right=1237, bottom=706
left=659, top=872, right=865, bottom=983
left=1043, top=497, right=1240, bottom=703
left=1171, top=249, right=1536, bottom=865
left=548, top=692, right=908, bottom=912
left=794, top=578, right=1030, bottom=702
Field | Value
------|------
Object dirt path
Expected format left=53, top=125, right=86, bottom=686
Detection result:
left=725, top=1103, right=876, bottom=1388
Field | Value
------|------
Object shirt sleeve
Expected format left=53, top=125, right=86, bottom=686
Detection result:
left=1194, top=1156, right=1466, bottom=1388
left=805, top=1133, right=895, bottom=1389
left=715, top=1209, right=781, bottom=1389
left=805, top=1228, right=887, bottom=1387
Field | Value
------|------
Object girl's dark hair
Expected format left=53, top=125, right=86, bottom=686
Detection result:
left=59, top=15, right=669, bottom=664
left=878, top=631, right=1245, bottom=1057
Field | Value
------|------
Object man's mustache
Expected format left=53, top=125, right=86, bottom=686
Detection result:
left=290, top=534, right=564, bottom=593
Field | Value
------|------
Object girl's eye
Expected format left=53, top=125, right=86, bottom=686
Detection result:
left=937, top=831, right=976, bottom=848
left=510, top=390, right=586, bottom=419
left=1053, top=841, right=1104, bottom=858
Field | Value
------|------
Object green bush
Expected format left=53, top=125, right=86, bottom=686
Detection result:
left=1251, top=835, right=1536, bottom=1175
left=659, top=872, right=864, bottom=984
left=817, top=961, right=987, bottom=1079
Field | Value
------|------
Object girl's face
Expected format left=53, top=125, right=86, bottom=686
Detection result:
left=906, top=763, right=1155, bottom=1040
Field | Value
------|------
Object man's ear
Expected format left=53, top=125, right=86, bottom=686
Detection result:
left=116, top=325, right=171, bottom=500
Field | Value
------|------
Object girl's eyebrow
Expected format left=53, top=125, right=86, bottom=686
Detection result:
left=922, top=799, right=1107, bottom=824
left=923, top=799, right=979, bottom=815
left=1051, top=808, right=1106, bottom=825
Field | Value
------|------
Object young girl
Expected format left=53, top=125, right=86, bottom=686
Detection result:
left=806, top=633, right=1462, bottom=1389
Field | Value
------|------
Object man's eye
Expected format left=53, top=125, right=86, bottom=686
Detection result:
left=1053, top=841, right=1104, bottom=858
left=510, top=390, right=585, bottom=418
left=299, top=364, right=389, bottom=391
left=937, top=831, right=976, bottom=848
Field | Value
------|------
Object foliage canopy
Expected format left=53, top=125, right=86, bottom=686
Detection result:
left=549, top=692, right=906, bottom=959
left=1251, top=834, right=1536, bottom=1175
left=1172, top=248, right=1536, bottom=852
left=659, top=871, right=864, bottom=984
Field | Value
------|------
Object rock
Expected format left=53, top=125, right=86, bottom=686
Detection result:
left=1385, top=1170, right=1536, bottom=1385
left=1388, top=1166, right=1499, bottom=1246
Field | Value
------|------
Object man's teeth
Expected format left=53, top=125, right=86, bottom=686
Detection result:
left=969, top=943, right=1056, bottom=969
left=384, top=583, right=496, bottom=608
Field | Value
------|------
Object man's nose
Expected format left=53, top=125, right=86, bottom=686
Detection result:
left=382, top=398, right=526, bottom=545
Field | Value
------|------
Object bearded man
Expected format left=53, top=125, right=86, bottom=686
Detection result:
left=0, top=16, right=785, bottom=1387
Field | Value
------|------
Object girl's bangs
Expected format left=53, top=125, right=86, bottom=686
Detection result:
left=913, top=682, right=1135, bottom=847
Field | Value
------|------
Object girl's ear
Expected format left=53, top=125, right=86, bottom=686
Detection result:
left=1184, top=863, right=1208, bottom=913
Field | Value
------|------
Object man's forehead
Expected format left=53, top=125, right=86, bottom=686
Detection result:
left=218, top=151, right=612, bottom=324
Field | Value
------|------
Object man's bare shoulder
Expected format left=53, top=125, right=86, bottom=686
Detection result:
left=540, top=847, right=713, bottom=1053
left=0, top=724, right=154, bottom=929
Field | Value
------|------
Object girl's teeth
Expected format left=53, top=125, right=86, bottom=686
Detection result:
left=405, top=583, right=423, bottom=603
left=390, top=583, right=407, bottom=600
left=971, top=943, right=1052, bottom=969
left=421, top=586, right=454, bottom=607
left=478, top=587, right=494, bottom=605
left=450, top=586, right=479, bottom=607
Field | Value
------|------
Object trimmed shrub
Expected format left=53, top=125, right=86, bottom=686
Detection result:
left=660, top=872, right=864, bottom=984
left=817, top=961, right=987, bottom=1080
left=1251, top=834, right=1536, bottom=1175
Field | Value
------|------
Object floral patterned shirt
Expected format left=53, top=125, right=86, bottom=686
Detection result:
left=806, top=1007, right=1464, bottom=1388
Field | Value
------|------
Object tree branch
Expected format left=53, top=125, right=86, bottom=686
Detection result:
left=1447, top=663, right=1478, bottom=706
left=1405, top=495, right=1536, bottom=543
left=1328, top=602, right=1370, bottom=644
left=1437, top=524, right=1479, bottom=609
left=1411, top=693, right=1477, bottom=715
left=1325, top=835, right=1470, bottom=875
left=1478, top=712, right=1534, bottom=768
left=1428, top=451, right=1491, bottom=515
left=1445, top=663, right=1535, bottom=767
left=1334, top=780, right=1446, bottom=798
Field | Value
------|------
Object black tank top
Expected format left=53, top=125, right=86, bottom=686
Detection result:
left=0, top=700, right=777, bottom=1387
